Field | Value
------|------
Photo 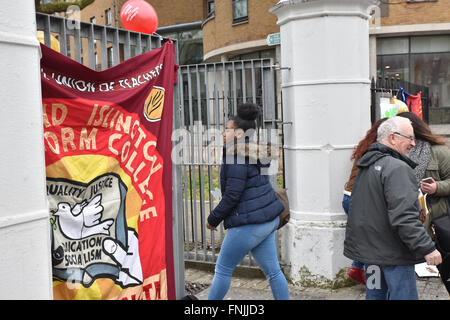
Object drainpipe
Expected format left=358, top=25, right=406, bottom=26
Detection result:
left=112, top=0, right=117, bottom=28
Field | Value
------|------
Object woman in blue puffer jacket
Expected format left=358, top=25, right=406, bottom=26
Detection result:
left=206, top=103, right=289, bottom=300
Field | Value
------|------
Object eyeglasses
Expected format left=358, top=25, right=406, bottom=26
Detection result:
left=393, top=132, right=415, bottom=142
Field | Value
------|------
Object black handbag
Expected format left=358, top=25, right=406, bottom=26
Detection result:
left=432, top=197, right=450, bottom=253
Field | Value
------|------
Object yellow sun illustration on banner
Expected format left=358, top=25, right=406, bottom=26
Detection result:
left=143, top=86, right=165, bottom=122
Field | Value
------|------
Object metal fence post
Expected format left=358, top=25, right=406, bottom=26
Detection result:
left=172, top=41, right=186, bottom=300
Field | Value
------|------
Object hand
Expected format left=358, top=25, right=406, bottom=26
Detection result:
left=206, top=221, right=217, bottom=231
left=425, top=249, right=442, bottom=266
left=421, top=177, right=437, bottom=195
left=103, top=230, right=143, bottom=286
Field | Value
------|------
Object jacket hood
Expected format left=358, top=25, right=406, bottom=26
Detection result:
left=357, top=142, right=417, bottom=169
left=224, top=139, right=279, bottom=167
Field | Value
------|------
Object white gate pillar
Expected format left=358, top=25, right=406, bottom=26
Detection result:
left=270, top=0, right=379, bottom=287
left=0, top=2, right=53, bottom=298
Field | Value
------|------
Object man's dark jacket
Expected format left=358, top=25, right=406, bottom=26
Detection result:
left=207, top=141, right=284, bottom=230
left=344, top=142, right=435, bottom=265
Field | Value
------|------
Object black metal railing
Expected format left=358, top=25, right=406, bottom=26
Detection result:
left=371, top=76, right=429, bottom=124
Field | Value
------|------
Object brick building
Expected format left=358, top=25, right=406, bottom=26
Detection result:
left=72, top=0, right=449, bottom=122
left=201, top=0, right=279, bottom=61
left=78, top=0, right=206, bottom=65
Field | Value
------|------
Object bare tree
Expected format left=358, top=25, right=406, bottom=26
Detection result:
left=35, top=0, right=96, bottom=14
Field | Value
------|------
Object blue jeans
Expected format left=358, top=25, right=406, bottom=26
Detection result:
left=342, top=194, right=364, bottom=270
left=208, top=217, right=289, bottom=300
left=365, top=265, right=418, bottom=300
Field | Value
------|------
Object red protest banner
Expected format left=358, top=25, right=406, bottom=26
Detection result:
left=40, top=41, right=177, bottom=300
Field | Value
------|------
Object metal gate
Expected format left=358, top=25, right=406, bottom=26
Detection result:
left=36, top=11, right=284, bottom=291
left=173, top=59, right=284, bottom=267
left=36, top=12, right=166, bottom=70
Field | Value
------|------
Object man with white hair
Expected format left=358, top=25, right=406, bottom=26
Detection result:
left=344, top=116, right=442, bottom=300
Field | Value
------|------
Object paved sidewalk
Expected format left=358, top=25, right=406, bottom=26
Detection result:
left=185, top=266, right=449, bottom=300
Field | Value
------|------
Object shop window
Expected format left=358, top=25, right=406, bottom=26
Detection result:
left=376, top=37, right=409, bottom=55
left=377, top=54, right=409, bottom=81
left=411, top=35, right=450, bottom=54
left=377, top=36, right=450, bottom=111
left=411, top=53, right=450, bottom=108
left=232, top=0, right=248, bottom=24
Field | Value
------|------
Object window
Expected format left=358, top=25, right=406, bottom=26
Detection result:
left=232, top=0, right=248, bottom=24
left=377, top=36, right=450, bottom=110
left=411, top=53, right=450, bottom=108
left=229, top=48, right=275, bottom=61
left=411, top=36, right=450, bottom=53
left=207, top=0, right=215, bottom=14
left=107, top=47, right=114, bottom=68
left=377, top=37, right=408, bottom=55
left=105, top=8, right=112, bottom=26
left=66, top=37, right=71, bottom=57
left=159, top=29, right=204, bottom=65
left=376, top=54, right=409, bottom=82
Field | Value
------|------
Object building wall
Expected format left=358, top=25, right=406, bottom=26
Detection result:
left=381, top=0, right=450, bottom=26
left=78, top=0, right=205, bottom=68
left=134, top=0, right=205, bottom=27
left=79, top=0, right=450, bottom=29
left=202, top=0, right=279, bottom=61
left=78, top=0, right=279, bottom=63
left=81, top=0, right=204, bottom=28
left=81, top=0, right=119, bottom=26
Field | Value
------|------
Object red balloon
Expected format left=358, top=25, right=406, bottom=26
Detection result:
left=120, top=0, right=158, bottom=34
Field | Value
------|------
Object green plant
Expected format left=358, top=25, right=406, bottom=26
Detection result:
left=182, top=166, right=220, bottom=201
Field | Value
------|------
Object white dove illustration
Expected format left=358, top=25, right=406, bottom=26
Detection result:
left=53, top=194, right=114, bottom=240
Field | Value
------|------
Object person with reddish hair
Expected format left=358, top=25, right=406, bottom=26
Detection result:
left=342, top=118, right=388, bottom=285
